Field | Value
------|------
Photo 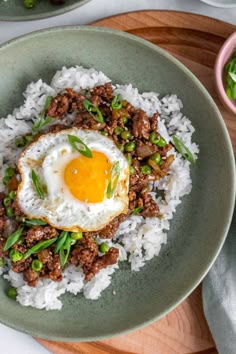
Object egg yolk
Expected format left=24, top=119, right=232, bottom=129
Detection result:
left=64, top=151, right=113, bottom=203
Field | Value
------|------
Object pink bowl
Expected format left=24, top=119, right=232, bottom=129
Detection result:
left=215, top=31, right=236, bottom=115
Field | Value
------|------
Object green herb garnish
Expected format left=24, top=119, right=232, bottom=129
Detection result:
left=4, top=227, right=24, bottom=252
left=111, top=95, right=123, bottom=110
left=32, top=116, right=53, bottom=133
left=83, top=99, right=104, bottom=123
left=68, top=134, right=93, bottom=158
left=31, top=170, right=45, bottom=199
left=24, top=219, right=47, bottom=226
left=54, top=231, right=68, bottom=254
left=107, top=161, right=120, bottom=198
left=59, top=235, right=72, bottom=268
left=172, top=135, right=195, bottom=164
left=131, top=207, right=144, bottom=215
left=24, top=238, right=57, bottom=259
left=224, top=50, right=236, bottom=100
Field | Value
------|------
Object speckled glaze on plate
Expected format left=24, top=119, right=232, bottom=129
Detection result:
left=0, top=0, right=91, bottom=21
left=0, top=26, right=235, bottom=341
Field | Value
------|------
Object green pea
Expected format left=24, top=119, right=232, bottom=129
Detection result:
left=121, top=131, right=131, bottom=140
left=150, top=132, right=159, bottom=144
left=124, top=142, right=136, bottom=152
left=100, top=131, right=108, bottom=136
left=141, top=165, right=152, bottom=175
left=117, top=144, right=124, bottom=152
left=122, top=117, right=128, bottom=124
left=157, top=137, right=167, bottom=147
left=0, top=258, right=5, bottom=267
left=71, top=231, right=83, bottom=240
left=99, top=242, right=110, bottom=253
left=3, top=197, right=11, bottom=207
left=114, top=126, right=124, bottom=135
left=6, top=207, right=14, bottom=218
left=150, top=152, right=162, bottom=165
left=7, top=287, right=17, bottom=300
left=130, top=166, right=134, bottom=174
left=5, top=167, right=15, bottom=178
left=126, top=154, right=132, bottom=166
left=9, top=191, right=16, bottom=200
left=15, top=136, right=26, bottom=148
left=3, top=176, right=10, bottom=185
left=24, top=0, right=37, bottom=8
left=9, top=249, right=23, bottom=263
left=31, top=259, right=43, bottom=272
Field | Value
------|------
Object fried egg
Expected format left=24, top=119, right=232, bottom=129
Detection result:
left=17, top=128, right=129, bottom=231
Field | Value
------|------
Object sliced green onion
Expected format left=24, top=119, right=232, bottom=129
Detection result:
left=9, top=191, right=16, bottom=200
left=7, top=287, right=17, bottom=300
left=111, top=95, right=123, bottom=110
left=9, top=249, right=23, bottom=263
left=4, top=227, right=24, bottom=251
left=100, top=130, right=109, bottom=136
left=68, top=134, right=93, bottom=158
left=124, top=141, right=136, bottom=152
left=31, top=259, right=43, bottom=272
left=24, top=135, right=34, bottom=144
left=99, top=242, right=110, bottom=253
left=117, top=143, right=124, bottom=152
left=130, top=165, right=134, bottom=174
left=71, top=231, right=83, bottom=240
left=54, top=231, right=68, bottom=254
left=83, top=99, right=104, bottom=123
left=24, top=238, right=57, bottom=259
left=3, top=197, right=11, bottom=207
left=131, top=207, right=144, bottom=215
left=122, top=117, right=128, bottom=124
left=32, top=116, right=53, bottom=133
left=31, top=170, right=45, bottom=199
left=121, top=131, right=131, bottom=140
left=150, top=152, right=162, bottom=165
left=0, top=258, right=5, bottom=267
left=126, top=154, right=132, bottom=166
left=59, top=235, right=71, bottom=268
left=24, top=219, right=47, bottom=226
left=150, top=132, right=159, bottom=144
left=106, top=161, right=120, bottom=199
left=44, top=96, right=53, bottom=111
left=172, top=135, right=195, bottom=164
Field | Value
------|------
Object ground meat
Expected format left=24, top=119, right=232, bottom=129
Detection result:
left=97, top=214, right=126, bottom=239
left=47, top=254, right=62, bottom=282
left=150, top=113, right=158, bottom=131
left=23, top=268, right=39, bottom=287
left=12, top=243, right=27, bottom=254
left=0, top=239, right=7, bottom=258
left=74, top=111, right=105, bottom=131
left=48, top=124, right=68, bottom=133
left=0, top=192, right=6, bottom=217
left=139, top=193, right=160, bottom=217
left=90, top=82, right=113, bottom=101
left=25, top=226, right=58, bottom=247
left=12, top=199, right=25, bottom=216
left=47, top=94, right=69, bottom=118
left=69, top=234, right=98, bottom=267
left=12, top=257, right=32, bottom=273
left=7, top=176, right=19, bottom=191
left=0, top=217, right=6, bottom=233
left=84, top=247, right=119, bottom=281
left=132, top=109, right=150, bottom=140
left=37, top=249, right=53, bottom=264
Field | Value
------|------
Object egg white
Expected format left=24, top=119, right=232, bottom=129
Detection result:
left=17, top=128, right=129, bottom=231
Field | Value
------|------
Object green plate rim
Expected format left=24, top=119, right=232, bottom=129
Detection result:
left=0, top=0, right=91, bottom=21
left=0, top=25, right=235, bottom=341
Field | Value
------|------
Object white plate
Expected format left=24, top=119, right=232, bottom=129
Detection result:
left=200, top=0, right=236, bottom=8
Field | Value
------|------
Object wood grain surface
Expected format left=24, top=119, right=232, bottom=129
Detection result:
left=37, top=11, right=236, bottom=354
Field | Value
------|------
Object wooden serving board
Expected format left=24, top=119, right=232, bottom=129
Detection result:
left=37, top=11, right=236, bottom=354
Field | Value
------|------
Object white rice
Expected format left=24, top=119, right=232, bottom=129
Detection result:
left=0, top=66, right=199, bottom=310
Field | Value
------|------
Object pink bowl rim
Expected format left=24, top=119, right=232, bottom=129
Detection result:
left=214, top=31, right=236, bottom=115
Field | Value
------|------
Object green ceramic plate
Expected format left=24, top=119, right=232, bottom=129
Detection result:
left=0, top=27, right=235, bottom=341
left=0, top=0, right=91, bottom=21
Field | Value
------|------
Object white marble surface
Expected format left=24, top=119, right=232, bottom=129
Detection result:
left=0, top=1, right=235, bottom=353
